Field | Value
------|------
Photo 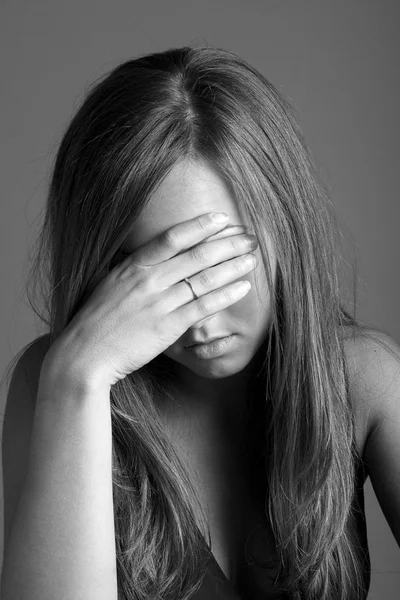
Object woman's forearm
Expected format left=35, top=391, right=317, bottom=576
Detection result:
left=1, top=369, right=118, bottom=600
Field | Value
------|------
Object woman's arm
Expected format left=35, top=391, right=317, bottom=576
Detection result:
left=351, top=330, right=400, bottom=546
left=1, top=338, right=118, bottom=600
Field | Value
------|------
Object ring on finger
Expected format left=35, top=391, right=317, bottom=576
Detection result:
left=183, top=277, right=199, bottom=300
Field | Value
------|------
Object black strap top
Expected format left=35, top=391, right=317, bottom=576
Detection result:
left=192, top=550, right=291, bottom=599
left=189, top=456, right=370, bottom=600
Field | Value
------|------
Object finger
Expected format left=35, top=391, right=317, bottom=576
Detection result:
left=162, top=250, right=257, bottom=311
left=127, top=212, right=231, bottom=268
left=159, top=231, right=258, bottom=289
left=173, top=279, right=252, bottom=328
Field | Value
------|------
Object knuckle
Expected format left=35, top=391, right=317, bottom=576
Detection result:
left=197, top=268, right=214, bottom=288
left=191, top=244, right=210, bottom=263
left=230, top=237, right=242, bottom=251
left=235, top=258, right=246, bottom=273
left=141, top=272, right=157, bottom=294
left=130, top=268, right=157, bottom=296
left=222, top=286, right=234, bottom=301
left=118, top=259, right=140, bottom=282
left=196, top=216, right=208, bottom=231
left=196, top=296, right=209, bottom=314
left=162, top=228, right=180, bottom=250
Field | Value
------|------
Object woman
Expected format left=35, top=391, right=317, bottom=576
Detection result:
left=1, top=46, right=399, bottom=600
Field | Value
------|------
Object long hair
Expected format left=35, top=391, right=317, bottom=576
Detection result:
left=3, top=45, right=390, bottom=599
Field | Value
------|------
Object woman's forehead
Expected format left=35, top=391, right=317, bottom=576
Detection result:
left=125, top=160, right=251, bottom=249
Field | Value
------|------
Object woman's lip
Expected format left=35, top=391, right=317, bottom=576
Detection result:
left=185, top=335, right=232, bottom=348
left=184, top=334, right=237, bottom=359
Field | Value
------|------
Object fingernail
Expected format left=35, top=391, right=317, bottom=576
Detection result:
left=244, top=235, right=258, bottom=248
left=211, top=212, right=229, bottom=223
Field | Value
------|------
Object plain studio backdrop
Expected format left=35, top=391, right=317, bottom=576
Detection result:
left=0, top=1, right=399, bottom=598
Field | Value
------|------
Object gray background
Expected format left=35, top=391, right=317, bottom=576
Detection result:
left=0, top=1, right=399, bottom=597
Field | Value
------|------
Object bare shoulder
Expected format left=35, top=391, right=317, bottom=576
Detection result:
left=342, top=325, right=400, bottom=454
left=342, top=326, right=400, bottom=424
left=341, top=326, right=400, bottom=545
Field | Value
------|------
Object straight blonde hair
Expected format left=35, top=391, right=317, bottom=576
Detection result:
left=4, top=46, right=387, bottom=599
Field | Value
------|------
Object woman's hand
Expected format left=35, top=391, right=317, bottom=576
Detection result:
left=45, top=213, right=258, bottom=387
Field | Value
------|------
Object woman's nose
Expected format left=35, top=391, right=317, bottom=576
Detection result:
left=187, top=313, right=219, bottom=330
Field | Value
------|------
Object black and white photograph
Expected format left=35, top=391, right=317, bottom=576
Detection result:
left=0, top=2, right=399, bottom=599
